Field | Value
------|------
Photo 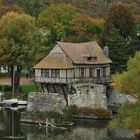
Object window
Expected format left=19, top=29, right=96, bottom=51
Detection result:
left=97, top=69, right=100, bottom=77
left=51, top=69, right=60, bottom=78
left=103, top=67, right=106, bottom=76
left=89, top=68, right=93, bottom=77
left=80, top=68, right=85, bottom=78
left=41, top=69, right=49, bottom=78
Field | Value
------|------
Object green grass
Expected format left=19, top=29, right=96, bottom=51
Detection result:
left=20, top=83, right=42, bottom=100
left=21, top=83, right=42, bottom=93
left=0, top=83, right=42, bottom=100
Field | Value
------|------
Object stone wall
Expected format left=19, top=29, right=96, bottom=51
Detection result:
left=108, top=88, right=137, bottom=107
left=68, top=83, right=107, bottom=109
left=27, top=92, right=66, bottom=113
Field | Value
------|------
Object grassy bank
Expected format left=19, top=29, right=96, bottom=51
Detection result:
left=0, top=83, right=42, bottom=100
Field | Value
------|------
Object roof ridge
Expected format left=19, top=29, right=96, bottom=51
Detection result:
left=57, top=42, right=74, bottom=64
left=57, top=41, right=96, bottom=45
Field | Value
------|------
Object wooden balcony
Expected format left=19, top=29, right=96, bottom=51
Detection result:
left=34, top=75, right=111, bottom=84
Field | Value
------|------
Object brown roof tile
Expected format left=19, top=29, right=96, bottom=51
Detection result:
left=34, top=41, right=112, bottom=69
left=34, top=53, right=73, bottom=69
left=58, top=41, right=112, bottom=64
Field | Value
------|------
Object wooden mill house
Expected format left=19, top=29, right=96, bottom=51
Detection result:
left=34, top=41, right=112, bottom=104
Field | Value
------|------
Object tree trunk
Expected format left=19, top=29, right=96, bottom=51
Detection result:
left=11, top=65, right=22, bottom=97
left=15, top=66, right=22, bottom=94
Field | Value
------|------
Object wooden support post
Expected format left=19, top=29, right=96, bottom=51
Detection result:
left=61, top=84, right=68, bottom=106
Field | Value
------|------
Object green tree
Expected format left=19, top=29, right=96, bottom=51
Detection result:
left=64, top=14, right=104, bottom=42
left=38, top=4, right=79, bottom=43
left=38, top=4, right=104, bottom=43
left=0, top=12, right=41, bottom=94
left=106, top=27, right=129, bottom=73
left=128, top=23, right=140, bottom=56
left=110, top=52, right=140, bottom=133
left=113, top=51, right=140, bottom=95
left=13, top=0, right=46, bottom=17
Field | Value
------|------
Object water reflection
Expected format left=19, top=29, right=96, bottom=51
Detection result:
left=0, top=109, right=138, bottom=140
left=21, top=120, right=108, bottom=140
left=0, top=108, right=25, bottom=140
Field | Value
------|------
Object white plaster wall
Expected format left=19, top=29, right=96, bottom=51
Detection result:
left=68, top=83, right=107, bottom=109
left=67, top=69, right=73, bottom=78
left=74, top=68, right=79, bottom=78
left=60, top=70, right=66, bottom=78
left=35, top=69, right=41, bottom=77
left=106, top=66, right=110, bottom=75
left=85, top=68, right=89, bottom=77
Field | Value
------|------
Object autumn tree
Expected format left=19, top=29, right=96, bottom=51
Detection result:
left=104, top=2, right=135, bottom=40
left=0, top=12, right=41, bottom=94
left=13, top=0, right=46, bottom=17
left=64, top=14, right=104, bottom=42
left=110, top=52, right=140, bottom=133
left=113, top=51, right=140, bottom=96
left=99, top=2, right=135, bottom=73
left=0, top=1, right=23, bottom=18
left=38, top=4, right=104, bottom=44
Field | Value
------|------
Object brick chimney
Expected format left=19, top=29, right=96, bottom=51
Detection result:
left=103, top=45, right=109, bottom=57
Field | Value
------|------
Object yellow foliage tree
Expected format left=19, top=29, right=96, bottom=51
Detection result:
left=113, top=52, right=140, bottom=97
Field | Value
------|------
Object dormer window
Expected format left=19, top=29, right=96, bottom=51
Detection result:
left=83, top=56, right=97, bottom=62
left=87, top=57, right=92, bottom=61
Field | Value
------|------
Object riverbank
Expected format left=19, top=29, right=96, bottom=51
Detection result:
left=0, top=108, right=139, bottom=140
left=20, top=106, right=112, bottom=126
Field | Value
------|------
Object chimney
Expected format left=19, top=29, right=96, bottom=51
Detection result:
left=103, top=45, right=109, bottom=57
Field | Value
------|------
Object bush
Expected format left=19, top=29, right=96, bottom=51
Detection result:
left=4, top=85, right=12, bottom=91
left=109, top=101, right=140, bottom=134
left=46, top=111, right=63, bottom=119
left=68, top=105, right=78, bottom=114
left=68, top=105, right=111, bottom=118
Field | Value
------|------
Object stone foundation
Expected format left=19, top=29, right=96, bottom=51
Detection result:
left=27, top=92, right=66, bottom=113
left=68, top=83, right=107, bottom=109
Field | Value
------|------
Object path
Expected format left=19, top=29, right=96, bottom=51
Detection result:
left=0, top=77, right=33, bottom=85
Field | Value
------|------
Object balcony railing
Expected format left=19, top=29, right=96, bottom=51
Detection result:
left=35, top=75, right=111, bottom=84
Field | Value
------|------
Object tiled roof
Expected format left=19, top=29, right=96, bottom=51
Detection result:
left=34, top=41, right=112, bottom=69
left=34, top=53, right=73, bottom=69
left=58, top=41, right=112, bottom=64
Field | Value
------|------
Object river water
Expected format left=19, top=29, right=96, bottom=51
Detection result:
left=0, top=108, right=138, bottom=140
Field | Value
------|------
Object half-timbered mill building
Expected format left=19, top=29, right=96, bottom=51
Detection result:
left=34, top=41, right=112, bottom=105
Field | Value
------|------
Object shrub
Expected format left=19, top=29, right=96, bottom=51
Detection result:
left=109, top=101, right=140, bottom=134
left=46, top=111, right=63, bottom=119
left=4, top=85, right=12, bottom=91
left=68, top=105, right=78, bottom=114
left=68, top=105, right=111, bottom=118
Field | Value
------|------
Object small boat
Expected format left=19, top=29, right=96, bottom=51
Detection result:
left=3, top=99, right=18, bottom=106
left=38, top=123, right=67, bottom=130
left=54, top=122, right=74, bottom=127
left=3, top=99, right=27, bottom=107
left=18, top=100, right=27, bottom=106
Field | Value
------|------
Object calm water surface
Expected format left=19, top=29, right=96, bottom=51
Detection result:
left=0, top=109, right=138, bottom=140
